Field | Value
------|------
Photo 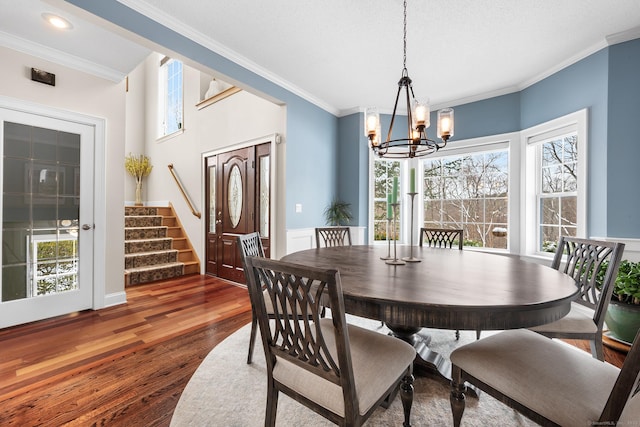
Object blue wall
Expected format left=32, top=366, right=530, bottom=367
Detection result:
left=68, top=0, right=338, bottom=230
left=607, top=39, right=640, bottom=237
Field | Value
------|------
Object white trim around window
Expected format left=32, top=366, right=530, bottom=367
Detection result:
left=521, top=109, right=588, bottom=258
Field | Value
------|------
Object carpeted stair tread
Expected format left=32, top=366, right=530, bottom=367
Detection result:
left=125, top=262, right=185, bottom=286
left=125, top=249, right=179, bottom=269
left=124, top=205, right=198, bottom=285
left=125, top=237, right=174, bottom=254
left=125, top=215, right=163, bottom=227
left=125, top=226, right=168, bottom=240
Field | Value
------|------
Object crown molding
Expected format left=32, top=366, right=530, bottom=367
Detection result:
left=0, top=30, right=125, bottom=82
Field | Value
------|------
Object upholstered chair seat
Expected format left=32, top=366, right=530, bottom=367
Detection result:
left=530, top=304, right=598, bottom=335
left=450, top=327, right=640, bottom=426
left=273, top=318, right=416, bottom=418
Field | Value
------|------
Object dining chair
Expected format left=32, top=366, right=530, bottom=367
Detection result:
left=529, top=236, right=625, bottom=360
left=237, top=232, right=267, bottom=364
left=449, top=327, right=640, bottom=426
left=419, top=228, right=474, bottom=340
left=419, top=227, right=463, bottom=250
left=244, top=256, right=416, bottom=427
left=315, top=226, right=352, bottom=248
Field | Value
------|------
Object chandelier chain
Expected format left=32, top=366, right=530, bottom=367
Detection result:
left=403, top=0, right=407, bottom=70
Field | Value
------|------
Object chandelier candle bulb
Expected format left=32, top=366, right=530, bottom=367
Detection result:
left=437, top=108, right=455, bottom=141
left=409, top=168, right=416, bottom=193
left=413, top=99, right=430, bottom=128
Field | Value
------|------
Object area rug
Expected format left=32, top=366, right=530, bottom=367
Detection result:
left=170, top=316, right=537, bottom=426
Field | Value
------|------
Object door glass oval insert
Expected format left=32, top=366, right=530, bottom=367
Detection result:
left=227, top=164, right=242, bottom=228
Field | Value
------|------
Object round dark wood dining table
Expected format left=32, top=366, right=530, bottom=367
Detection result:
left=282, top=245, right=579, bottom=379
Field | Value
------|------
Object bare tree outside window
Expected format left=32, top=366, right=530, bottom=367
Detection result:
left=539, top=135, right=578, bottom=252
left=422, top=150, right=509, bottom=249
left=373, top=160, right=401, bottom=241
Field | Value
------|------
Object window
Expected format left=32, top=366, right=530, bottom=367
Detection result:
left=371, top=159, right=401, bottom=242
left=366, top=110, right=585, bottom=256
left=422, top=148, right=509, bottom=249
left=523, top=109, right=587, bottom=256
left=30, top=234, right=78, bottom=296
left=538, top=134, right=578, bottom=251
left=159, top=57, right=183, bottom=138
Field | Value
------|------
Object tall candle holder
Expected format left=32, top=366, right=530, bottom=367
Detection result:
left=402, top=192, right=421, bottom=262
left=380, top=218, right=393, bottom=260
left=386, top=203, right=406, bottom=265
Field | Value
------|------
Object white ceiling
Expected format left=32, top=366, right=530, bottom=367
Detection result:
left=2, top=0, right=640, bottom=116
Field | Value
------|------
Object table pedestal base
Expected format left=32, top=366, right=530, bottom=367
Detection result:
left=387, top=324, right=478, bottom=398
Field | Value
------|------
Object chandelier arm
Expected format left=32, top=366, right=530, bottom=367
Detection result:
left=405, top=83, right=413, bottom=141
left=387, top=84, right=404, bottom=142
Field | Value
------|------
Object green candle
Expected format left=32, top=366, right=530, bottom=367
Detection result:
left=409, top=168, right=416, bottom=193
left=392, top=176, right=398, bottom=204
left=387, top=194, right=393, bottom=218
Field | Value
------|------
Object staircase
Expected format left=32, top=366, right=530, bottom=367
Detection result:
left=124, top=205, right=199, bottom=286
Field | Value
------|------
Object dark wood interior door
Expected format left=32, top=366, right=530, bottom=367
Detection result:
left=205, top=143, right=271, bottom=283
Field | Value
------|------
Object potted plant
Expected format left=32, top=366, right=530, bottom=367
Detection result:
left=604, top=260, right=640, bottom=343
left=125, top=153, right=153, bottom=206
left=323, top=200, right=352, bottom=226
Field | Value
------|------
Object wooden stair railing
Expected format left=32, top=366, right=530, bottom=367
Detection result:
left=168, top=164, right=201, bottom=218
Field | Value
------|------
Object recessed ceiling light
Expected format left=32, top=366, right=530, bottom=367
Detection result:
left=42, top=13, right=73, bottom=30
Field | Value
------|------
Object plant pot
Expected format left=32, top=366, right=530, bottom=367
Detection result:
left=605, top=299, right=640, bottom=344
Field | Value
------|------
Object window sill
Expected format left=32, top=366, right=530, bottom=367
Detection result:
left=157, top=128, right=184, bottom=143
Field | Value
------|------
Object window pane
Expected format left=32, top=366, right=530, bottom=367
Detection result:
left=536, top=132, right=578, bottom=253
left=540, top=197, right=559, bottom=225
left=373, top=159, right=400, bottom=242
left=542, top=165, right=562, bottom=193
left=424, top=200, right=441, bottom=223
left=424, top=177, right=442, bottom=199
left=560, top=196, right=577, bottom=226
left=486, top=198, right=508, bottom=223
left=420, top=148, right=508, bottom=250
left=541, top=226, right=560, bottom=253
left=442, top=200, right=462, bottom=223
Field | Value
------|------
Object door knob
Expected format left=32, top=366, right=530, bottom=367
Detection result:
left=82, top=224, right=94, bottom=230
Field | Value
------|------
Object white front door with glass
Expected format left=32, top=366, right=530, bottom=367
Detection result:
left=0, top=108, right=94, bottom=328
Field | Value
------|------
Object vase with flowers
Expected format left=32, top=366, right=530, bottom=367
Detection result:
left=125, top=153, right=153, bottom=206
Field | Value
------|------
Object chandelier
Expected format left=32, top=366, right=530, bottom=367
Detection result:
left=364, top=0, right=454, bottom=159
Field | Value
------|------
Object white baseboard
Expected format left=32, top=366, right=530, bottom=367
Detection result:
left=104, top=291, right=127, bottom=308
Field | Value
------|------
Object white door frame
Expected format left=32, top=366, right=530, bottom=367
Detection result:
left=0, top=96, right=106, bottom=327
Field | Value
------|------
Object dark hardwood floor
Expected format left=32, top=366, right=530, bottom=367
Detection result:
left=0, top=274, right=627, bottom=426
left=0, top=274, right=252, bottom=426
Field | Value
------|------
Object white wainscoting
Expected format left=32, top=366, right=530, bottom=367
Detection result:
left=286, top=227, right=366, bottom=255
